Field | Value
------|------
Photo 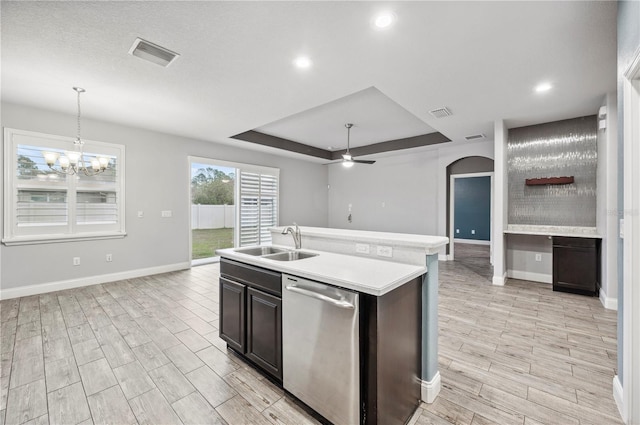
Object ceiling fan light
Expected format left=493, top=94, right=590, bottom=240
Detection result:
left=342, top=153, right=352, bottom=161
left=342, top=159, right=355, bottom=168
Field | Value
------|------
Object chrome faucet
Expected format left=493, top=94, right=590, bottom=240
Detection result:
left=282, top=223, right=302, bottom=249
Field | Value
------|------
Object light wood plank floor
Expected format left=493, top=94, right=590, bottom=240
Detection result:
left=0, top=246, right=621, bottom=425
left=411, top=243, right=621, bottom=425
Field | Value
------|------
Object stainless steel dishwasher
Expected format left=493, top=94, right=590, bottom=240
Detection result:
left=282, top=274, right=359, bottom=425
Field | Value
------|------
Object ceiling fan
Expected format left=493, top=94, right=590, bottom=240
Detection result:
left=341, top=123, right=375, bottom=167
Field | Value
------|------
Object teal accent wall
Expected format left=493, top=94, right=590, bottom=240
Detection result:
left=454, top=176, right=491, bottom=240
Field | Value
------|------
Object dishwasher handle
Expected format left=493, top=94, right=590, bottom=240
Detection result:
left=285, top=284, right=355, bottom=309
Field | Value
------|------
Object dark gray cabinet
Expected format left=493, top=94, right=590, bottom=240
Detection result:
left=552, top=236, right=601, bottom=296
left=219, top=258, right=282, bottom=381
left=219, top=277, right=245, bottom=353
left=246, top=287, right=282, bottom=380
left=219, top=256, right=422, bottom=424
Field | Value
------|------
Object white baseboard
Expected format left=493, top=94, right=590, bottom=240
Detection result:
left=599, top=288, right=618, bottom=310
left=420, top=371, right=441, bottom=404
left=0, top=262, right=191, bottom=300
left=507, top=269, right=552, bottom=284
left=613, top=375, right=625, bottom=423
left=453, top=238, right=490, bottom=246
left=492, top=272, right=507, bottom=286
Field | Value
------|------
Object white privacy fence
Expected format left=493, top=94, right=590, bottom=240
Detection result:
left=191, top=204, right=235, bottom=229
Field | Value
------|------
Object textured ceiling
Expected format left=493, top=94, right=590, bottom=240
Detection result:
left=1, top=1, right=618, bottom=162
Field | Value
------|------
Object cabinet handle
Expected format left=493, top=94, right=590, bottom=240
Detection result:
left=285, top=284, right=355, bottom=309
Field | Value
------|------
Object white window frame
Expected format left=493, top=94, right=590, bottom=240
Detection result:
left=3, top=128, right=126, bottom=245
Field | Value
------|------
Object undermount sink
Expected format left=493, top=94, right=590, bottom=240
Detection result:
left=263, top=251, right=319, bottom=261
left=233, top=246, right=289, bottom=256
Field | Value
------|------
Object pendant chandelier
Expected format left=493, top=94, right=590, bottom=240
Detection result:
left=42, top=87, right=110, bottom=176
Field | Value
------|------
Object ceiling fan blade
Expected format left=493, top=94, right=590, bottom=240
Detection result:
left=352, top=159, right=376, bottom=164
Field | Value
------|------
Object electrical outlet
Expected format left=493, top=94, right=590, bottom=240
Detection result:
left=137, top=211, right=144, bottom=218
left=161, top=210, right=172, bottom=218
left=456, top=229, right=460, bottom=234
left=73, top=257, right=80, bottom=266
left=106, top=254, right=113, bottom=262
left=356, top=243, right=370, bottom=254
left=376, top=245, right=393, bottom=258
left=471, top=229, right=476, bottom=235
left=535, top=253, right=542, bottom=262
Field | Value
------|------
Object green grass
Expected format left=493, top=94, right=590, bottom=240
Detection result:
left=192, top=228, right=234, bottom=259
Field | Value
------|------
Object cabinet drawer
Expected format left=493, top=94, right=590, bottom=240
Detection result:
left=221, top=258, right=282, bottom=296
left=552, top=236, right=597, bottom=248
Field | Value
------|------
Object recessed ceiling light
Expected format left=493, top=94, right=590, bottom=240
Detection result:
left=535, top=82, right=553, bottom=93
left=373, top=12, right=396, bottom=29
left=293, top=56, right=312, bottom=69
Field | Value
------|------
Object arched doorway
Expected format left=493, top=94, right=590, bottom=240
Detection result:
left=446, top=156, right=494, bottom=279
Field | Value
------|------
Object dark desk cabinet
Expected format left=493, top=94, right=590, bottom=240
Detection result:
left=220, top=258, right=282, bottom=381
left=552, top=237, right=601, bottom=296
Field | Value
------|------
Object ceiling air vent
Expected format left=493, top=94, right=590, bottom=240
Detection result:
left=465, top=133, right=486, bottom=141
left=129, top=38, right=179, bottom=67
left=429, top=107, right=452, bottom=118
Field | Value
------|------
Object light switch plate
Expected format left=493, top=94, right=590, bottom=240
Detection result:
left=161, top=210, right=172, bottom=218
left=620, top=219, right=624, bottom=238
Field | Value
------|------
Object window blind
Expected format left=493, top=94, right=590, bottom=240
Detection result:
left=239, top=171, right=278, bottom=246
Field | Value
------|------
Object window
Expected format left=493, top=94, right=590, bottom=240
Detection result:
left=3, top=128, right=126, bottom=245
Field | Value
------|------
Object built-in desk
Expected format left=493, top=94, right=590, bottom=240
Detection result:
left=504, top=225, right=601, bottom=296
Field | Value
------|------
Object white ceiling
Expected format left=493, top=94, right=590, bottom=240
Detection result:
left=255, top=87, right=438, bottom=150
left=1, top=1, right=618, bottom=162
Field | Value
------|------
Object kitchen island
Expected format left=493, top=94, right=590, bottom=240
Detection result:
left=217, top=227, right=448, bottom=425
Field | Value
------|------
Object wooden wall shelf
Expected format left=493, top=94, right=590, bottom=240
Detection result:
left=525, top=176, right=574, bottom=186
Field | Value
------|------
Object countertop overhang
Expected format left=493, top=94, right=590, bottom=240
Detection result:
left=217, top=246, right=426, bottom=296
left=504, top=224, right=601, bottom=238
left=271, top=226, right=449, bottom=255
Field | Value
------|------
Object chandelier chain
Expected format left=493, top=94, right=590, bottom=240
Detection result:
left=42, top=87, right=109, bottom=176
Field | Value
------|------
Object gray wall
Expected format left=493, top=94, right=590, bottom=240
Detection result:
left=508, top=116, right=598, bottom=227
left=327, top=149, right=440, bottom=234
left=327, top=141, right=495, bottom=239
left=506, top=234, right=553, bottom=283
left=1, top=102, right=328, bottom=290
left=617, top=0, right=640, bottom=388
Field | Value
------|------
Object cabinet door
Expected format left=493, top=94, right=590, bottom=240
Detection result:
left=219, top=277, right=245, bottom=353
left=246, top=287, right=282, bottom=381
left=553, top=246, right=598, bottom=295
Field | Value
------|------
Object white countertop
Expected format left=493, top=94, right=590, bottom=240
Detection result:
left=217, top=246, right=426, bottom=296
left=504, top=224, right=601, bottom=238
